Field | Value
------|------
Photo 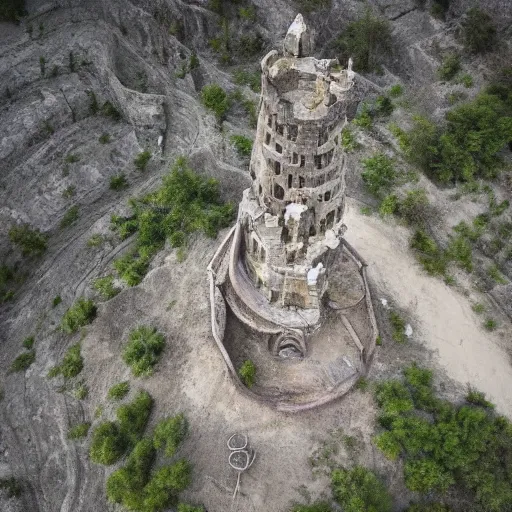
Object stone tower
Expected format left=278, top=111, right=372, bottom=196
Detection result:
left=238, top=14, right=360, bottom=313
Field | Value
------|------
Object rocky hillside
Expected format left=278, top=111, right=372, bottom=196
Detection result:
left=0, top=0, right=511, bottom=511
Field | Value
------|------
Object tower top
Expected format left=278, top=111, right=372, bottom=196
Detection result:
left=283, top=13, right=313, bottom=58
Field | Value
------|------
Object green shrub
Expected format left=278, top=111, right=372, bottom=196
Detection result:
left=68, top=422, right=90, bottom=439
left=233, top=69, right=261, bottom=92
left=389, top=311, right=406, bottom=343
left=361, top=153, right=396, bottom=198
left=472, top=303, right=485, bottom=314
left=355, top=377, right=369, bottom=391
left=87, top=234, right=104, bottom=248
left=102, top=101, right=122, bottom=121
left=201, top=84, right=230, bottom=120
left=93, top=275, right=120, bottom=300
left=134, top=151, right=151, bottom=171
left=341, top=127, right=359, bottom=152
left=117, top=390, right=153, bottom=447
left=108, top=381, right=130, bottom=400
left=230, top=135, right=253, bottom=157
left=406, top=504, right=451, bottom=512
left=238, top=360, right=256, bottom=388
left=153, top=414, right=188, bottom=457
left=461, top=8, right=497, bottom=54
left=99, top=133, right=111, bottom=144
left=0, top=477, right=22, bottom=498
left=8, top=224, right=48, bottom=256
left=405, top=459, right=454, bottom=493
left=74, top=383, right=88, bottom=399
left=483, top=318, right=497, bottom=331
left=89, top=421, right=127, bottom=465
left=353, top=104, right=372, bottom=129
left=465, top=388, right=494, bottom=408
left=456, top=73, right=473, bottom=88
left=0, top=264, right=15, bottom=302
left=389, top=84, right=403, bottom=97
left=375, top=95, right=394, bottom=116
left=65, top=153, right=80, bottom=163
left=112, top=157, right=234, bottom=285
left=10, top=351, right=36, bottom=372
left=437, top=53, right=461, bottom=81
left=487, top=264, right=507, bottom=284
left=60, top=206, right=79, bottom=228
left=334, top=9, right=392, bottom=73
left=398, top=189, right=430, bottom=226
left=445, top=235, right=473, bottom=272
left=123, top=326, right=165, bottom=377
left=110, top=174, right=128, bottom=190
left=22, top=336, right=34, bottom=349
left=375, top=380, right=413, bottom=416
left=331, top=466, right=392, bottom=512
left=48, top=343, right=83, bottom=379
left=61, top=298, right=96, bottom=333
left=178, top=505, right=205, bottom=512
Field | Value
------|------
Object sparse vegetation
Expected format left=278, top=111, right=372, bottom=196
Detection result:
left=39, top=56, right=46, bottom=75
left=53, top=295, right=62, bottom=307
left=340, top=127, right=359, bottom=152
left=483, top=318, right=498, bottom=331
left=389, top=84, right=403, bottom=97
left=89, top=421, right=127, bottom=465
left=0, top=477, right=22, bottom=498
left=65, top=153, right=80, bottom=164
left=62, top=185, right=76, bottom=199
left=60, top=206, right=79, bottom=228
left=48, top=343, right=83, bottom=379
left=123, top=326, right=165, bottom=377
left=334, top=9, right=391, bottom=73
left=68, top=422, right=90, bottom=439
left=134, top=151, right=151, bottom=171
left=201, top=84, right=230, bottom=120
left=0, top=0, right=26, bottom=22
left=10, top=350, right=36, bottom=372
left=102, top=100, right=122, bottom=121
left=61, top=298, right=97, bottom=334
left=8, top=224, right=48, bottom=257
left=234, top=69, right=261, bottom=92
left=230, top=135, right=253, bottom=157
left=112, top=157, right=234, bottom=285
left=87, top=234, right=104, bottom=248
left=93, top=275, right=120, bottom=300
left=238, top=360, right=256, bottom=388
left=108, top=381, right=130, bottom=401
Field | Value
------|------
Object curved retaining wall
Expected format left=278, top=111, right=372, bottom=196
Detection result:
left=207, top=223, right=379, bottom=412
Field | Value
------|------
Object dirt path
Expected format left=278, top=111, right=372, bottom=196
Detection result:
left=344, top=198, right=512, bottom=417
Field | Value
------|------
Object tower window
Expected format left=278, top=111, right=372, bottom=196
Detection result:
left=314, top=155, right=322, bottom=169
left=274, top=183, right=284, bottom=200
left=299, top=176, right=305, bottom=188
left=292, top=152, right=298, bottom=164
left=288, top=125, right=298, bottom=141
left=276, top=123, right=284, bottom=136
left=300, top=155, right=305, bottom=167
left=288, top=174, right=293, bottom=188
left=276, top=143, right=283, bottom=154
left=267, top=116, right=272, bottom=127
left=265, top=132, right=271, bottom=145
left=260, top=246, right=266, bottom=261
left=275, top=161, right=281, bottom=175
left=324, top=191, right=331, bottom=201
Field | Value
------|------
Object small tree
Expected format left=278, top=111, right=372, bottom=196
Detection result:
left=361, top=153, right=396, bottom=198
left=201, top=84, right=230, bottom=120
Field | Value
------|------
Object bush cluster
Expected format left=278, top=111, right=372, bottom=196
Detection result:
left=392, top=83, right=512, bottom=183
left=60, top=206, right=79, bottom=228
left=437, top=53, right=460, bottom=81
left=461, top=8, right=497, bottom=54
left=374, top=364, right=512, bottom=509
left=230, top=135, right=253, bottom=157
left=93, top=275, right=120, bottom=300
left=68, top=422, right=91, bottom=440
left=48, top=343, right=83, bottom=379
left=134, top=151, right=151, bottom=171
left=10, top=350, right=36, bottom=372
left=233, top=69, right=261, bottom=92
left=61, top=298, right=97, bottom=334
left=111, top=157, right=234, bottom=285
left=361, top=153, right=396, bottom=198
left=108, top=381, right=130, bottom=400
left=8, top=224, right=48, bottom=257
left=0, top=263, right=15, bottom=303
left=123, top=326, right=165, bottom=377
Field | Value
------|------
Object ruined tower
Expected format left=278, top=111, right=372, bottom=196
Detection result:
left=208, top=15, right=378, bottom=405
left=238, top=14, right=359, bottom=313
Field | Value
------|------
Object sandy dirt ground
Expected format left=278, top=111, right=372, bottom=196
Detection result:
left=344, top=197, right=512, bottom=417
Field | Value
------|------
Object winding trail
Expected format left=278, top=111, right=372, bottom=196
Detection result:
left=344, top=198, right=512, bottom=417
